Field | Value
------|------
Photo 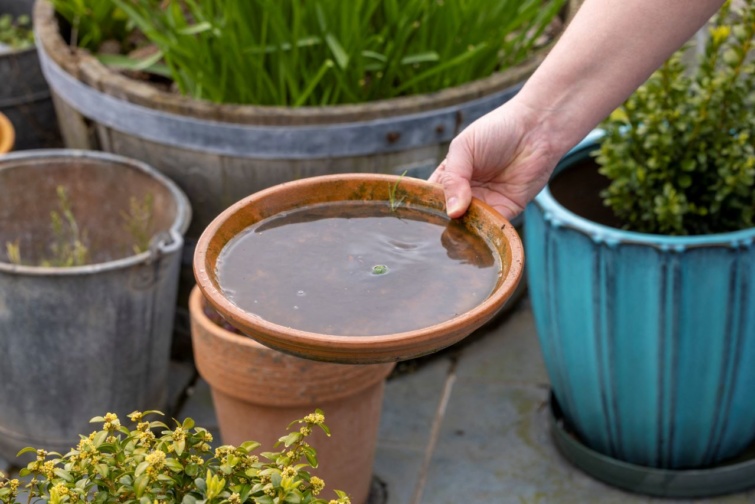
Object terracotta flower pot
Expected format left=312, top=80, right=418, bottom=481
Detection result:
left=0, top=111, right=14, bottom=153
left=194, top=173, right=524, bottom=364
left=189, top=286, right=395, bottom=504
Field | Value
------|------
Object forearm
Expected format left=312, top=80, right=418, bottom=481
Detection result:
left=517, top=0, right=726, bottom=157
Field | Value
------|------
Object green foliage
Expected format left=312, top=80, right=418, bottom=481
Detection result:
left=596, top=0, right=755, bottom=235
left=122, top=193, right=155, bottom=255
left=0, top=410, right=349, bottom=504
left=43, top=186, right=90, bottom=268
left=0, top=14, right=34, bottom=50
left=48, top=0, right=132, bottom=51
left=53, top=0, right=565, bottom=106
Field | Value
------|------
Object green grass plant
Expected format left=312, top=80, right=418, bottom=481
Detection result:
left=49, top=0, right=131, bottom=51
left=91, top=0, right=567, bottom=106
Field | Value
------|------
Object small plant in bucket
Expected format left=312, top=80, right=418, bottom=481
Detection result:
left=0, top=410, right=349, bottom=504
left=4, top=186, right=155, bottom=266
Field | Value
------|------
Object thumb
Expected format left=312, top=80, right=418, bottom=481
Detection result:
left=434, top=148, right=473, bottom=219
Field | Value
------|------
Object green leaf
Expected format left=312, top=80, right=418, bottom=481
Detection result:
left=16, top=447, right=38, bottom=457
left=240, top=441, right=261, bottom=452
left=175, top=438, right=186, bottom=456
left=134, top=474, right=149, bottom=499
left=134, top=460, right=150, bottom=478
left=282, top=432, right=302, bottom=448
left=194, top=477, right=207, bottom=492
left=165, top=458, right=184, bottom=472
left=92, top=430, right=109, bottom=448
left=284, top=492, right=302, bottom=503
left=182, top=417, right=196, bottom=430
left=186, top=463, right=200, bottom=477
left=361, top=50, right=387, bottom=62
left=400, top=51, right=439, bottom=65
left=53, top=469, right=73, bottom=482
left=96, top=463, right=109, bottom=478
left=178, top=21, right=212, bottom=35
left=325, top=33, right=349, bottom=69
left=96, top=52, right=171, bottom=78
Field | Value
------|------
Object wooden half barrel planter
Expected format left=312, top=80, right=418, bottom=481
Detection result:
left=0, top=150, right=190, bottom=462
left=0, top=0, right=62, bottom=149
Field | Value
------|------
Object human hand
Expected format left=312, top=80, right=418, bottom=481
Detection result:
left=429, top=100, right=562, bottom=221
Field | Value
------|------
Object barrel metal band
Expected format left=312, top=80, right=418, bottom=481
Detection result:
left=39, top=45, right=521, bottom=159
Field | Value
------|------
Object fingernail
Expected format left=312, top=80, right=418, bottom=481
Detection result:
left=447, top=196, right=459, bottom=214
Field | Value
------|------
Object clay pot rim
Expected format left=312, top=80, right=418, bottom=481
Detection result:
left=0, top=111, right=14, bottom=154
left=194, top=173, right=524, bottom=363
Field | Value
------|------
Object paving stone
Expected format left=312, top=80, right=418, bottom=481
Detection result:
left=175, top=378, right=221, bottom=443
left=455, top=298, right=551, bottom=387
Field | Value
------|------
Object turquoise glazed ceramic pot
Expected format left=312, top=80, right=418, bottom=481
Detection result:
left=525, top=131, right=755, bottom=469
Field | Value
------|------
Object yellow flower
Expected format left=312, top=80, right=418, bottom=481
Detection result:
left=52, top=484, right=69, bottom=496
left=144, top=450, right=165, bottom=475
left=304, top=412, right=325, bottom=425
left=42, top=461, right=56, bottom=479
left=127, top=411, right=143, bottom=423
left=103, top=412, right=121, bottom=431
left=310, top=476, right=325, bottom=495
left=172, top=426, right=186, bottom=442
left=710, top=25, right=731, bottom=45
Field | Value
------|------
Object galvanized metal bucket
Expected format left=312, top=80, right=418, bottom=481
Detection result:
left=0, top=150, right=191, bottom=461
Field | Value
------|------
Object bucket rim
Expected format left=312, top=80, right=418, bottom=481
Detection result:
left=0, top=148, right=191, bottom=275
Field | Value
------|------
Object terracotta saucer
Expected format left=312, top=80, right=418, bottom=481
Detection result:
left=194, top=173, right=524, bottom=364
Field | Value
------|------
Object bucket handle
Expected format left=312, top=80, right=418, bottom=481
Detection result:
left=147, top=229, right=184, bottom=264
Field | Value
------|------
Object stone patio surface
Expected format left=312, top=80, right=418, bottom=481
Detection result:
left=179, top=296, right=755, bottom=504
left=4, top=296, right=755, bottom=504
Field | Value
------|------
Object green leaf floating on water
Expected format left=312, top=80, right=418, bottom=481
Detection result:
left=372, top=264, right=389, bottom=275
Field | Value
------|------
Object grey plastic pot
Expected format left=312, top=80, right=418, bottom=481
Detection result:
left=0, top=150, right=190, bottom=461
left=0, top=0, right=62, bottom=149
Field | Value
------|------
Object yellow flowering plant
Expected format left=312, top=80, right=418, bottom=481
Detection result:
left=0, top=410, right=349, bottom=504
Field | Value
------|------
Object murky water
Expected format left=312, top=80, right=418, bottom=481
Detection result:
left=217, top=201, right=500, bottom=336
